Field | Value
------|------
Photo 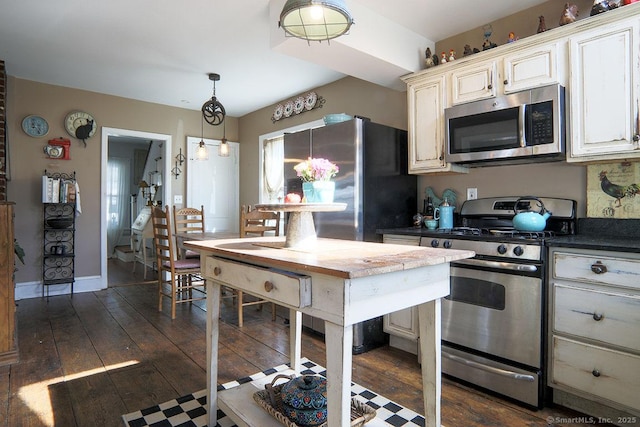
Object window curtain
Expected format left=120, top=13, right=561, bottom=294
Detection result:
left=107, top=157, right=130, bottom=257
left=263, top=136, right=284, bottom=202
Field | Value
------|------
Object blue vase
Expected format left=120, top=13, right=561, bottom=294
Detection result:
left=302, top=181, right=335, bottom=203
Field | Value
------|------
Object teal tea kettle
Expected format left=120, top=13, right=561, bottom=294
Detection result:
left=512, top=196, right=552, bottom=232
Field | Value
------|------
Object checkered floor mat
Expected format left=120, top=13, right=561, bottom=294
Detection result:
left=122, top=358, right=425, bottom=426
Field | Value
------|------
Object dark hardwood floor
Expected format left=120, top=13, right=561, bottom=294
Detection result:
left=0, top=259, right=611, bottom=426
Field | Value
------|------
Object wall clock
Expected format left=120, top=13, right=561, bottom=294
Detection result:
left=22, top=115, right=49, bottom=137
left=65, top=111, right=97, bottom=146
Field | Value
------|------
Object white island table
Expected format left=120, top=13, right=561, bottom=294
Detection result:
left=184, top=236, right=474, bottom=427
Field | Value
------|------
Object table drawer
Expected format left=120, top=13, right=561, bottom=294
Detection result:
left=552, top=251, right=640, bottom=290
left=551, top=336, right=640, bottom=412
left=553, top=284, right=640, bottom=352
left=205, top=256, right=311, bottom=308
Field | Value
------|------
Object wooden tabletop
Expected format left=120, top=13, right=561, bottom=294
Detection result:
left=174, top=231, right=238, bottom=241
left=185, top=236, right=474, bottom=279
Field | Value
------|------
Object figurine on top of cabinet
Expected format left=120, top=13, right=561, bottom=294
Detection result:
left=537, top=15, right=547, bottom=33
left=591, top=0, right=621, bottom=15
left=482, top=23, right=497, bottom=50
left=482, top=39, right=497, bottom=50
left=440, top=52, right=447, bottom=63
left=424, top=47, right=437, bottom=68
left=507, top=32, right=518, bottom=43
left=463, top=44, right=479, bottom=56
left=559, top=3, right=578, bottom=26
left=448, top=49, right=456, bottom=61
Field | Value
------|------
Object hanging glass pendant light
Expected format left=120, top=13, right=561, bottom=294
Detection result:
left=279, top=0, right=354, bottom=42
left=196, top=115, right=209, bottom=160
left=219, top=120, right=229, bottom=157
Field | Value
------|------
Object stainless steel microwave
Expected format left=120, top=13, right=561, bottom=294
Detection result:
left=445, top=84, right=565, bottom=166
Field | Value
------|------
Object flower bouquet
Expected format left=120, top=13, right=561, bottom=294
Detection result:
left=293, top=158, right=339, bottom=203
left=293, top=157, right=339, bottom=182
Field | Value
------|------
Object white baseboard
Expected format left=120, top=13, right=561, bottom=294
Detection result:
left=15, top=275, right=106, bottom=300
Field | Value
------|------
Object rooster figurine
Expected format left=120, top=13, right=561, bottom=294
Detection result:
left=599, top=170, right=640, bottom=207
left=425, top=187, right=458, bottom=209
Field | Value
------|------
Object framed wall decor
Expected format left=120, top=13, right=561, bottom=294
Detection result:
left=587, top=161, right=640, bottom=218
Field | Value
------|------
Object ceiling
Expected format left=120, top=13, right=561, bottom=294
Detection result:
left=0, top=0, right=548, bottom=117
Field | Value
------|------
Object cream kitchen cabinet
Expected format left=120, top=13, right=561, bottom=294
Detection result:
left=450, top=43, right=563, bottom=105
left=568, top=18, right=640, bottom=162
left=403, top=73, right=467, bottom=174
left=502, top=42, right=562, bottom=93
left=382, top=234, right=421, bottom=355
left=548, top=247, right=640, bottom=420
left=450, top=60, right=497, bottom=105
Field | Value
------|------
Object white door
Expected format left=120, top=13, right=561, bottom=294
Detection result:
left=186, top=136, right=239, bottom=233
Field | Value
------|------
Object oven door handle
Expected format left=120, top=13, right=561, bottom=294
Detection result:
left=442, top=351, right=536, bottom=382
left=453, top=258, right=539, bottom=272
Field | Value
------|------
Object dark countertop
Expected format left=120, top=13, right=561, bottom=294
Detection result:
left=378, top=218, right=640, bottom=253
left=377, top=227, right=434, bottom=237
left=546, top=218, right=640, bottom=253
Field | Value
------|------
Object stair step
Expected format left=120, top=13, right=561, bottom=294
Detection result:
left=114, top=245, right=134, bottom=262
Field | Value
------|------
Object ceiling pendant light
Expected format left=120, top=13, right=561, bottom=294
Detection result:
left=219, top=120, right=229, bottom=157
left=196, top=115, right=209, bottom=160
left=201, top=73, right=226, bottom=126
left=279, top=0, right=354, bottom=42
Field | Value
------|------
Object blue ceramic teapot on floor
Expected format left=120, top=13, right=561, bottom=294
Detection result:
left=280, top=375, right=327, bottom=426
left=512, top=196, right=552, bottom=232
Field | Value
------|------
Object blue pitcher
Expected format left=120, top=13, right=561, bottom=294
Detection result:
left=434, top=198, right=455, bottom=229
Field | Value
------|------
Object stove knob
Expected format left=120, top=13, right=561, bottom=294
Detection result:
left=431, top=239, right=439, bottom=248
left=497, top=244, right=507, bottom=254
left=513, top=246, right=524, bottom=256
left=443, top=240, right=452, bottom=249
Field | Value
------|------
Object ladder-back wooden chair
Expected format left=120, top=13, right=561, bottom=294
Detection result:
left=173, top=205, right=204, bottom=259
left=240, top=205, right=280, bottom=237
left=234, top=205, right=281, bottom=326
left=152, top=205, right=205, bottom=319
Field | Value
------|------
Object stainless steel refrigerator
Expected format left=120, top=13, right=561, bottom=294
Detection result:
left=283, top=116, right=417, bottom=353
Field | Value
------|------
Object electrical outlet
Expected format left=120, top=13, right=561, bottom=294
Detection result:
left=174, top=195, right=183, bottom=204
left=467, top=188, right=478, bottom=200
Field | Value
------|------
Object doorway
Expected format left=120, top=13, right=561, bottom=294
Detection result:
left=186, top=136, right=239, bottom=233
left=101, top=127, right=172, bottom=287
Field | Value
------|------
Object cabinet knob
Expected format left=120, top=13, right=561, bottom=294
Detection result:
left=264, top=280, right=274, bottom=292
left=593, top=313, right=603, bottom=321
left=592, top=369, right=601, bottom=378
left=503, top=80, right=508, bottom=85
left=633, top=134, right=639, bottom=142
left=590, top=261, right=607, bottom=274
left=213, top=266, right=221, bottom=276
left=487, top=84, right=493, bottom=90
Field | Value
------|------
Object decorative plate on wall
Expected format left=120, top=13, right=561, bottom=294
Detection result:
left=272, top=92, right=325, bottom=123
left=22, top=115, right=49, bottom=137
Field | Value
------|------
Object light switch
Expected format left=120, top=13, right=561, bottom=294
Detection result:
left=174, top=195, right=183, bottom=204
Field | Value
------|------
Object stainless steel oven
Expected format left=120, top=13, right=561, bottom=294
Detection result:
left=418, top=196, right=576, bottom=408
left=443, top=258, right=544, bottom=407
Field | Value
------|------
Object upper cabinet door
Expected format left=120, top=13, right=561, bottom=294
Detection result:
left=503, top=43, right=561, bottom=93
left=406, top=75, right=467, bottom=174
left=450, top=60, right=497, bottom=105
left=568, top=20, right=640, bottom=161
